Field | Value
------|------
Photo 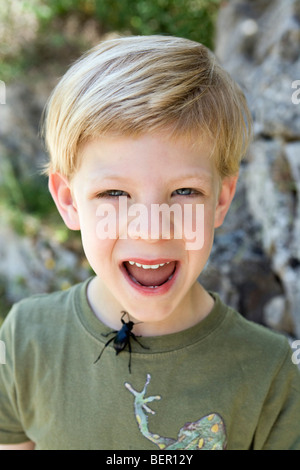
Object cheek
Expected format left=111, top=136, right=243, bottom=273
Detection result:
left=203, top=204, right=216, bottom=242
left=179, top=202, right=215, bottom=251
left=81, top=232, right=116, bottom=277
left=76, top=209, right=112, bottom=265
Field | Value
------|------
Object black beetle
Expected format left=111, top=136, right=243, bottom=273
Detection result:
left=94, top=311, right=149, bottom=373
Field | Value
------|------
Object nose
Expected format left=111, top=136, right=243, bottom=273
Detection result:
left=125, top=201, right=179, bottom=242
left=127, top=202, right=169, bottom=242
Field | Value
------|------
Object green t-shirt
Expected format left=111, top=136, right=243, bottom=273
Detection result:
left=0, top=278, right=299, bottom=450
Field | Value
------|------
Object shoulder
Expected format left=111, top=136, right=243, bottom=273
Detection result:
left=0, top=280, right=92, bottom=368
left=0, top=280, right=88, bottom=342
left=227, top=304, right=286, bottom=343
left=213, top=293, right=294, bottom=374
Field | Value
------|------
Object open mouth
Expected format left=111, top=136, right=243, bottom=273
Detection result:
left=121, top=259, right=178, bottom=292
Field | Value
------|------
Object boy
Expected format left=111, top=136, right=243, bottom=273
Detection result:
left=0, top=35, right=299, bottom=450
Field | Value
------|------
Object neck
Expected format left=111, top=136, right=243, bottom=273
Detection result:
left=87, top=276, right=214, bottom=337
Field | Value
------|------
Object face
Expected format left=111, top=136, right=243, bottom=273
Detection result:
left=49, top=133, right=237, bottom=335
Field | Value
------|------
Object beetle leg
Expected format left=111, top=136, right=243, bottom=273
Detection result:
left=102, top=330, right=118, bottom=338
left=131, top=333, right=150, bottom=350
left=128, top=339, right=132, bottom=374
left=120, top=311, right=130, bottom=324
left=94, top=336, right=116, bottom=364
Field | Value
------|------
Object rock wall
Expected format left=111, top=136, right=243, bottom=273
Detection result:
left=209, top=0, right=300, bottom=338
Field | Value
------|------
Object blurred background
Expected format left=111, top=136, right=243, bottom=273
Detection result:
left=0, top=0, right=299, bottom=344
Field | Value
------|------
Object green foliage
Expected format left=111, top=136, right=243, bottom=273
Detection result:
left=0, top=157, right=53, bottom=218
left=0, top=276, right=12, bottom=326
left=1, top=0, right=221, bottom=83
left=27, top=0, right=221, bottom=49
left=94, top=0, right=220, bottom=48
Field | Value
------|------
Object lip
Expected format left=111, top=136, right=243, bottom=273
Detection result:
left=120, top=258, right=179, bottom=296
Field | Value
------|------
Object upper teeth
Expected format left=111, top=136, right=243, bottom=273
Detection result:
left=128, top=261, right=170, bottom=269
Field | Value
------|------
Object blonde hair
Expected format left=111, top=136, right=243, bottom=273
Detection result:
left=42, top=35, right=252, bottom=178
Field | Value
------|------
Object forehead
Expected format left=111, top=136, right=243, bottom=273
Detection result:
left=77, top=133, right=216, bottom=180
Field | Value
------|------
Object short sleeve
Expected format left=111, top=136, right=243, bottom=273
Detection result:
left=253, top=341, right=300, bottom=450
left=0, top=307, right=29, bottom=444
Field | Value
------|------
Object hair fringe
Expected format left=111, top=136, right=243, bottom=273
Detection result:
left=41, top=35, right=252, bottom=178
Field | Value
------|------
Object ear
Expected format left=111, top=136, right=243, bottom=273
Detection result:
left=214, top=175, right=238, bottom=228
left=48, top=173, right=80, bottom=230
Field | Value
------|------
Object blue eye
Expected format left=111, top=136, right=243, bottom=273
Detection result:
left=97, top=190, right=129, bottom=198
left=173, top=188, right=195, bottom=196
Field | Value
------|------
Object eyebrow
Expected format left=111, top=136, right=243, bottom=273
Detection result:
left=89, top=171, right=212, bottom=183
left=167, top=173, right=213, bottom=185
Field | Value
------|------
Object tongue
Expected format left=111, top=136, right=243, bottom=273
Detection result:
left=125, top=261, right=176, bottom=287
